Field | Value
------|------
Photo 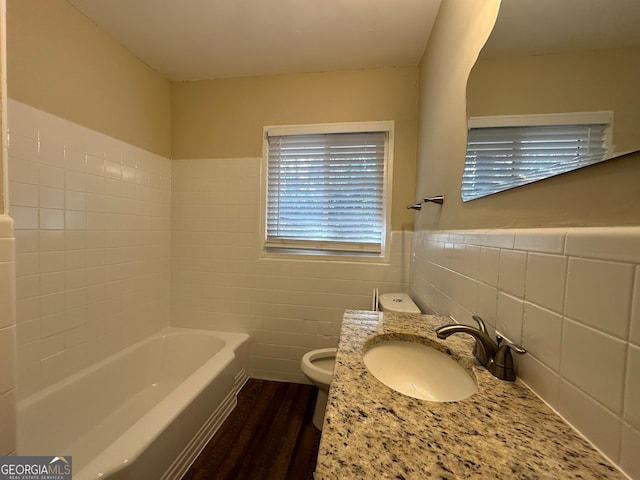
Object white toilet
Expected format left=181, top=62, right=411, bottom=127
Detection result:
left=301, top=348, right=337, bottom=430
left=300, top=293, right=420, bottom=430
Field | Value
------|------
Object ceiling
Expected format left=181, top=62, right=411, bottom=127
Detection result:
left=66, top=0, right=640, bottom=81
left=66, top=0, right=442, bottom=81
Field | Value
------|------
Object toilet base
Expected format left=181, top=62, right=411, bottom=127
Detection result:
left=312, top=388, right=328, bottom=430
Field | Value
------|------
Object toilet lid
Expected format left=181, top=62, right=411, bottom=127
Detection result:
left=378, top=293, right=421, bottom=313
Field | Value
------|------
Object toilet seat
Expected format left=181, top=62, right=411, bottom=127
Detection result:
left=301, top=348, right=336, bottom=386
left=301, top=347, right=337, bottom=430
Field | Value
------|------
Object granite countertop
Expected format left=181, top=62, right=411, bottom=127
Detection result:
left=314, top=310, right=625, bottom=480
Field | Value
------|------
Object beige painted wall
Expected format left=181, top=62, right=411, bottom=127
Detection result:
left=171, top=67, right=420, bottom=230
left=0, top=0, right=5, bottom=212
left=446, top=150, right=640, bottom=228
left=452, top=46, right=640, bottom=229
left=416, top=0, right=640, bottom=230
left=468, top=47, right=640, bottom=156
left=414, top=0, right=501, bottom=231
left=7, top=0, right=171, bottom=157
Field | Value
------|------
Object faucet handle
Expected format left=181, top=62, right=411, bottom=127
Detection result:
left=471, top=315, right=487, bottom=333
left=493, top=344, right=516, bottom=381
left=469, top=316, right=489, bottom=360
left=492, top=337, right=526, bottom=381
left=496, top=335, right=526, bottom=355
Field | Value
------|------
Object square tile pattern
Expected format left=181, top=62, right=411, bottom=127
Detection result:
left=8, top=100, right=171, bottom=398
left=170, top=158, right=410, bottom=383
left=6, top=100, right=637, bottom=478
left=8, top=100, right=410, bottom=397
left=411, top=228, right=640, bottom=477
left=0, top=215, right=17, bottom=456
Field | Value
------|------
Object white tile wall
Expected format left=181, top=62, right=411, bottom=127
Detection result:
left=626, top=344, right=640, bottom=430
left=565, top=258, right=633, bottom=338
left=496, top=291, right=523, bottom=342
left=631, top=269, right=640, bottom=346
left=0, top=215, right=17, bottom=455
left=410, top=227, right=640, bottom=478
left=8, top=100, right=171, bottom=398
left=498, top=249, right=526, bottom=297
left=557, top=379, right=622, bottom=462
left=522, top=303, right=562, bottom=371
left=171, top=158, right=411, bottom=383
left=525, top=253, right=566, bottom=313
left=561, top=319, right=626, bottom=413
left=10, top=100, right=634, bottom=475
left=622, top=424, right=640, bottom=479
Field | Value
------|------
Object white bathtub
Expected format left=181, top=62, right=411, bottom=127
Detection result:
left=17, top=327, right=250, bottom=480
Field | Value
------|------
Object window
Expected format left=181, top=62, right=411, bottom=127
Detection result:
left=263, top=122, right=393, bottom=257
left=462, top=112, right=612, bottom=201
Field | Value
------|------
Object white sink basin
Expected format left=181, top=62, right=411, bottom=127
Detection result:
left=363, top=339, right=477, bottom=402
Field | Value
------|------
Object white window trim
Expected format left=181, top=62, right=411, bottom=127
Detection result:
left=463, top=111, right=614, bottom=201
left=468, top=111, right=614, bottom=129
left=260, top=121, right=394, bottom=262
left=468, top=111, right=614, bottom=156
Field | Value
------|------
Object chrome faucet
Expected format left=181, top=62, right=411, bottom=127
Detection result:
left=435, top=315, right=526, bottom=381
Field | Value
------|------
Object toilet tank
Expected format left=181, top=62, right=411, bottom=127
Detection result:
left=378, top=293, right=421, bottom=314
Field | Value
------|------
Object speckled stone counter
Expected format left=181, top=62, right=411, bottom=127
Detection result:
left=314, top=310, right=625, bottom=480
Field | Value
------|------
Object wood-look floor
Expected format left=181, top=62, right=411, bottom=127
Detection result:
left=182, top=379, right=322, bottom=480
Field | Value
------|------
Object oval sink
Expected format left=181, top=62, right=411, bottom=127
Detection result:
left=363, top=339, right=476, bottom=402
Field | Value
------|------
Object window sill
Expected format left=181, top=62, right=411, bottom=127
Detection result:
left=261, top=247, right=390, bottom=264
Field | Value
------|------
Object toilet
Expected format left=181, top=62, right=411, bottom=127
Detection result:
left=377, top=292, right=422, bottom=314
left=300, top=293, right=420, bottom=430
left=301, top=348, right=337, bottom=430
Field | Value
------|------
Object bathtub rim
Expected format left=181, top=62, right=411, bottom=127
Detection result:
left=17, top=326, right=248, bottom=410
left=17, top=326, right=250, bottom=480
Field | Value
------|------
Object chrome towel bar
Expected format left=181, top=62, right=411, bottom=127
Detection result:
left=406, top=195, right=444, bottom=210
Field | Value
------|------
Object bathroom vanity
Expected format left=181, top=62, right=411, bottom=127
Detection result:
left=314, top=310, right=625, bottom=479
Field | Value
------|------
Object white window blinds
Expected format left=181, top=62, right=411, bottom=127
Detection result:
left=266, top=131, right=387, bottom=253
left=462, top=122, right=610, bottom=201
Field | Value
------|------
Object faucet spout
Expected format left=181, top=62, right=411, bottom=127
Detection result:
left=435, top=322, right=526, bottom=381
left=435, top=324, right=497, bottom=367
left=436, top=320, right=526, bottom=381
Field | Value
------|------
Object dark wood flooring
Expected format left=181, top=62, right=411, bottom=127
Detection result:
left=182, top=379, right=322, bottom=480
